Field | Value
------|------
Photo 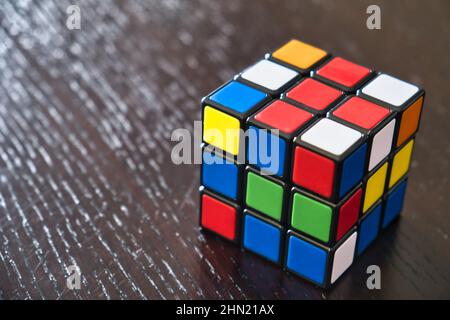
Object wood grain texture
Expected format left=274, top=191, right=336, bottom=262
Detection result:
left=0, top=0, right=449, bottom=299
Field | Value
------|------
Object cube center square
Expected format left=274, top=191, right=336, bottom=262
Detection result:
left=292, top=118, right=367, bottom=201
left=202, top=80, right=270, bottom=157
left=247, top=100, right=315, bottom=178
left=314, top=57, right=373, bottom=92
left=330, top=96, right=396, bottom=172
left=285, top=228, right=357, bottom=288
left=290, top=185, right=362, bottom=246
left=198, top=38, right=425, bottom=289
left=270, top=39, right=329, bottom=73
left=359, top=73, right=425, bottom=148
left=283, top=77, right=343, bottom=115
left=238, top=59, right=300, bottom=95
left=245, top=167, right=286, bottom=222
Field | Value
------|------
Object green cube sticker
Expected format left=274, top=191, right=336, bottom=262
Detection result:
left=245, top=171, right=284, bottom=221
left=291, top=193, right=332, bottom=242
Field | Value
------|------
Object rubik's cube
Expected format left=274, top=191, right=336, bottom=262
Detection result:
left=199, top=39, right=424, bottom=288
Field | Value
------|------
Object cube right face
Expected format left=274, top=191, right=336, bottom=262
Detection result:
left=291, top=118, right=367, bottom=202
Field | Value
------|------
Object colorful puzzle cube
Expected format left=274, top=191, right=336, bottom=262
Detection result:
left=199, top=39, right=425, bottom=288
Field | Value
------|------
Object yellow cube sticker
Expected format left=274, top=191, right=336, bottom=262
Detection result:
left=203, top=106, right=240, bottom=155
left=389, top=139, right=414, bottom=188
left=363, top=162, right=388, bottom=213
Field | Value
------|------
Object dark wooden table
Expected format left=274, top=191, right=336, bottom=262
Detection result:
left=0, top=0, right=449, bottom=300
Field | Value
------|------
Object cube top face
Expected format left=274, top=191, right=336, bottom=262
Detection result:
left=200, top=191, right=239, bottom=242
left=208, top=80, right=268, bottom=115
left=253, top=100, right=314, bottom=134
left=240, top=59, right=299, bottom=93
left=285, top=78, right=343, bottom=113
left=315, top=57, right=372, bottom=92
left=361, top=74, right=419, bottom=108
left=299, top=118, right=363, bottom=157
left=331, top=96, right=391, bottom=131
left=271, top=39, right=328, bottom=71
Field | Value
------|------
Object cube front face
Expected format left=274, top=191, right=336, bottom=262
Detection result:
left=360, top=73, right=424, bottom=148
left=199, top=39, right=424, bottom=289
left=292, top=118, right=366, bottom=201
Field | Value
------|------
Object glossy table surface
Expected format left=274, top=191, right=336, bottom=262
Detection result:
left=0, top=0, right=449, bottom=299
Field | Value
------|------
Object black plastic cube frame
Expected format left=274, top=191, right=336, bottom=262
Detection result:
left=312, top=60, right=377, bottom=93
left=360, top=159, right=390, bottom=215
left=265, top=50, right=332, bottom=75
left=291, top=118, right=368, bottom=203
left=243, top=165, right=290, bottom=225
left=241, top=209, right=285, bottom=266
left=280, top=77, right=346, bottom=116
left=328, top=95, right=398, bottom=173
left=384, top=136, right=415, bottom=193
left=284, top=226, right=358, bottom=289
left=245, top=99, right=317, bottom=180
left=200, top=143, right=245, bottom=203
left=198, top=186, right=242, bottom=244
left=201, top=80, right=272, bottom=161
left=380, top=175, right=409, bottom=229
left=288, top=183, right=363, bottom=247
left=356, top=73, right=426, bottom=149
left=234, top=59, right=302, bottom=97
